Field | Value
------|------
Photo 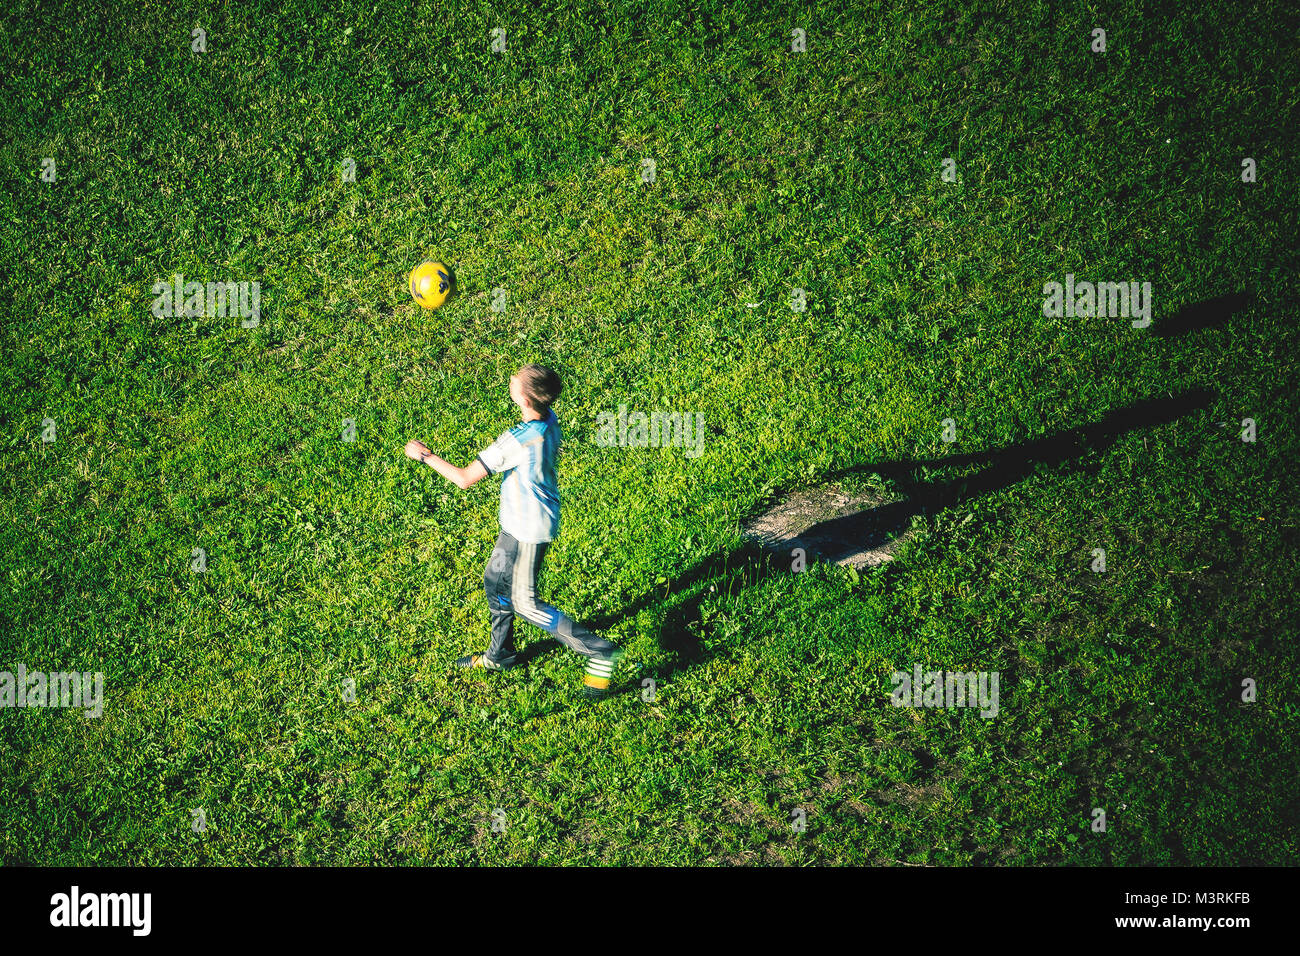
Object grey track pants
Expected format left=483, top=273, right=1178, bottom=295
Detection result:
left=482, top=530, right=620, bottom=667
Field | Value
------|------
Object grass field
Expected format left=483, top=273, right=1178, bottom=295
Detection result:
left=1, top=0, right=1298, bottom=865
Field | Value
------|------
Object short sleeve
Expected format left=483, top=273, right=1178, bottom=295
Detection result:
left=477, top=430, right=526, bottom=475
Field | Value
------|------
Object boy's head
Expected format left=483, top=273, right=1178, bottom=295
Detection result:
left=510, top=364, right=562, bottom=416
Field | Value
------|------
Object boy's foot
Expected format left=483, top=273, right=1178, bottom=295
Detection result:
left=457, top=653, right=513, bottom=671
left=581, top=648, right=624, bottom=698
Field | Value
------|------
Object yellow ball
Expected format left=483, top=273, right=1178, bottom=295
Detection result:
left=409, top=260, right=456, bottom=309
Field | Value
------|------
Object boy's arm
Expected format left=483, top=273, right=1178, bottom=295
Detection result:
left=404, top=440, right=489, bottom=490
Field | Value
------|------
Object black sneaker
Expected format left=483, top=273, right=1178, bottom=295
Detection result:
left=457, top=653, right=513, bottom=671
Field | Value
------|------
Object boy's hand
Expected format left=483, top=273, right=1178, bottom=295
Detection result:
left=404, top=439, right=430, bottom=462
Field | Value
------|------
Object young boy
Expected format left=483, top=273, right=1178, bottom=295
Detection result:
left=403, top=364, right=623, bottom=698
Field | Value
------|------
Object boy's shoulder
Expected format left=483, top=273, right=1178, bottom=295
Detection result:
left=508, top=410, right=559, bottom=442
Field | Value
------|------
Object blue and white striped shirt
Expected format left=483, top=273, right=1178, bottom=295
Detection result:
left=476, top=410, right=562, bottom=543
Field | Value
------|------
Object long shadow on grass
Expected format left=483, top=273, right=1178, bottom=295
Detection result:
left=1151, top=290, right=1249, bottom=338
left=525, top=295, right=1245, bottom=684
left=530, top=383, right=1217, bottom=691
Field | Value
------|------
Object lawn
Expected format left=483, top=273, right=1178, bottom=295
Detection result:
left=1, top=0, right=1297, bottom=864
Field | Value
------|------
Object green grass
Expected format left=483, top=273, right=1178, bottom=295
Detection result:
left=1, top=0, right=1297, bottom=864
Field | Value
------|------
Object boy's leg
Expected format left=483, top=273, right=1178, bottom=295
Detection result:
left=509, top=540, right=621, bottom=661
left=481, top=531, right=520, bottom=668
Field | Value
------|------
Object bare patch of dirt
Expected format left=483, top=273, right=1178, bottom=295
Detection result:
left=841, top=796, right=877, bottom=818
left=722, top=794, right=771, bottom=828
left=719, top=848, right=762, bottom=866
left=762, top=842, right=788, bottom=865
left=741, top=485, right=920, bottom=570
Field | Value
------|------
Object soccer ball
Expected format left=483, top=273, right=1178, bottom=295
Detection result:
left=409, top=260, right=456, bottom=309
